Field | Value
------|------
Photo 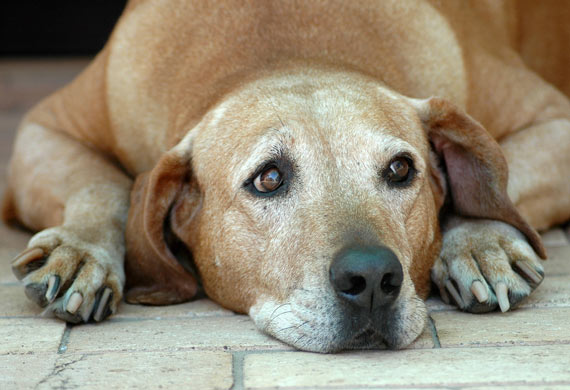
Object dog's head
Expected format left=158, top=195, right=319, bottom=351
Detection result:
left=124, top=67, right=543, bottom=352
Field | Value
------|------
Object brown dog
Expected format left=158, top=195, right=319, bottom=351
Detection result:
left=3, top=0, right=570, bottom=352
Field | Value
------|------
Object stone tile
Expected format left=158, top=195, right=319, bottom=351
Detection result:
left=432, top=307, right=570, bottom=347
left=0, top=284, right=42, bottom=317
left=68, top=315, right=290, bottom=353
left=0, top=224, right=31, bottom=253
left=544, top=245, right=570, bottom=276
left=541, top=228, right=569, bottom=247
left=244, top=345, right=570, bottom=389
left=35, top=351, right=233, bottom=390
left=0, top=59, right=88, bottom=112
left=0, top=354, right=58, bottom=389
left=0, top=122, right=18, bottom=160
left=0, top=224, right=33, bottom=284
left=467, top=387, right=570, bottom=390
left=0, top=318, right=65, bottom=354
left=115, top=298, right=234, bottom=319
left=0, top=247, right=24, bottom=284
left=520, top=275, right=570, bottom=308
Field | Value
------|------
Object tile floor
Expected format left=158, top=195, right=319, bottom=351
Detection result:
left=1, top=59, right=569, bottom=389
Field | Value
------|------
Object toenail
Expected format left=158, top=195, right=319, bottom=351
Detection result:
left=66, top=292, right=83, bottom=314
left=45, top=275, right=61, bottom=302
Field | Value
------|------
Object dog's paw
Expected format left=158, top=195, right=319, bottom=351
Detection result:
left=11, top=227, right=124, bottom=323
left=432, top=218, right=544, bottom=313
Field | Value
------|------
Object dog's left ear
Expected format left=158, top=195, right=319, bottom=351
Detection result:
left=124, top=137, right=200, bottom=305
left=411, top=97, right=546, bottom=259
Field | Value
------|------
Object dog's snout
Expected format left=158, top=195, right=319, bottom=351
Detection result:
left=330, top=246, right=403, bottom=311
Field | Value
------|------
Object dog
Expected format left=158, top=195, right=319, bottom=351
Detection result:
left=3, top=0, right=570, bottom=353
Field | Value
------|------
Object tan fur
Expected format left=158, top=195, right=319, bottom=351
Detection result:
left=3, top=0, right=570, bottom=352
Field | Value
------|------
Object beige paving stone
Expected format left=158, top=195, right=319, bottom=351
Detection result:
left=115, top=298, right=235, bottom=319
left=541, top=229, right=569, bottom=247
left=432, top=307, right=570, bottom=347
left=243, top=345, right=570, bottom=389
left=35, top=351, right=233, bottom=390
left=0, top=318, right=65, bottom=354
left=466, top=387, right=570, bottom=390
left=0, top=59, right=88, bottom=112
left=0, top=224, right=31, bottom=253
left=520, top=275, right=570, bottom=308
left=0, top=248, right=20, bottom=284
left=0, top=354, right=59, bottom=389
left=0, top=284, right=42, bottom=317
left=543, top=245, right=570, bottom=276
left=68, top=315, right=291, bottom=353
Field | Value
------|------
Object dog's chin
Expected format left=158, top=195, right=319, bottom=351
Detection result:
left=249, top=294, right=428, bottom=353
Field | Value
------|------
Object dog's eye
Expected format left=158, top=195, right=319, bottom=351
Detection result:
left=385, top=156, right=413, bottom=184
left=253, top=167, right=283, bottom=193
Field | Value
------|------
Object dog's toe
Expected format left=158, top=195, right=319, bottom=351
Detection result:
left=432, top=218, right=544, bottom=313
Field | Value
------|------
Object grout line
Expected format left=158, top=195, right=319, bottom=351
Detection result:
left=230, top=351, right=246, bottom=390
left=57, top=323, right=73, bottom=354
left=428, top=315, right=441, bottom=348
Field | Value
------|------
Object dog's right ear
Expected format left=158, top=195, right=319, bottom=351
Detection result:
left=124, top=136, right=199, bottom=305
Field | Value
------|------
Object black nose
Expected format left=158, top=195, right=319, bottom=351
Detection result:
left=329, top=245, right=403, bottom=311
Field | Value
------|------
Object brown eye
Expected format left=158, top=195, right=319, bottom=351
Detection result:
left=387, top=157, right=411, bottom=183
left=253, top=167, right=283, bottom=193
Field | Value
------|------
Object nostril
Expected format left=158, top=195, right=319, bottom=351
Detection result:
left=342, top=276, right=367, bottom=296
left=380, top=272, right=401, bottom=295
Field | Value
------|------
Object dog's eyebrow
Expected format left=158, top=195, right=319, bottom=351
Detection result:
left=232, top=128, right=292, bottom=189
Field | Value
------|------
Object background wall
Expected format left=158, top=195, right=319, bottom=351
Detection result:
left=1, top=1, right=128, bottom=56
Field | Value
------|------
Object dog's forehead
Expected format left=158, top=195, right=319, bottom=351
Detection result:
left=191, top=71, right=429, bottom=180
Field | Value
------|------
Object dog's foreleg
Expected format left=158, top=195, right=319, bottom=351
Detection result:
left=6, top=121, right=132, bottom=323
left=501, top=118, right=570, bottom=230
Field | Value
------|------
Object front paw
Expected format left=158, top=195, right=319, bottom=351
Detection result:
left=432, top=218, right=544, bottom=313
left=11, top=227, right=124, bottom=323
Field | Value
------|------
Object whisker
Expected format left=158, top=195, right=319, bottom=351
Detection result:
left=277, top=320, right=309, bottom=334
left=268, top=303, right=291, bottom=323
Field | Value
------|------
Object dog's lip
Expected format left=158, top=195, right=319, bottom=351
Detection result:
left=345, top=326, right=387, bottom=350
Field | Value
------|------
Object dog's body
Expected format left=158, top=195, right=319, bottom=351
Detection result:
left=4, top=0, right=570, bottom=352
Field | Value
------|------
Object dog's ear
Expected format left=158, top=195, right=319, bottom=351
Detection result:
left=124, top=138, right=199, bottom=305
left=411, top=97, right=546, bottom=259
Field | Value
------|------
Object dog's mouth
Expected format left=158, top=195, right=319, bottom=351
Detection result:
left=250, top=290, right=427, bottom=353
left=345, top=327, right=387, bottom=350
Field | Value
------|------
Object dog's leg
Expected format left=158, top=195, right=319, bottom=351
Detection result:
left=501, top=119, right=570, bottom=230
left=6, top=121, right=132, bottom=323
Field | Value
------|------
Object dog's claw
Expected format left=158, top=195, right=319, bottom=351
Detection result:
left=25, top=282, right=49, bottom=307
left=45, top=275, right=61, bottom=303
left=12, top=248, right=45, bottom=280
left=515, top=261, right=543, bottom=285
left=470, top=280, right=488, bottom=303
left=445, top=280, right=463, bottom=306
left=66, top=292, right=83, bottom=314
left=93, top=287, right=113, bottom=322
left=495, top=282, right=510, bottom=312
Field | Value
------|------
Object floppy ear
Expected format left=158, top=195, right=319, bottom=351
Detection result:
left=124, top=140, right=199, bottom=305
left=412, top=97, right=546, bottom=259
